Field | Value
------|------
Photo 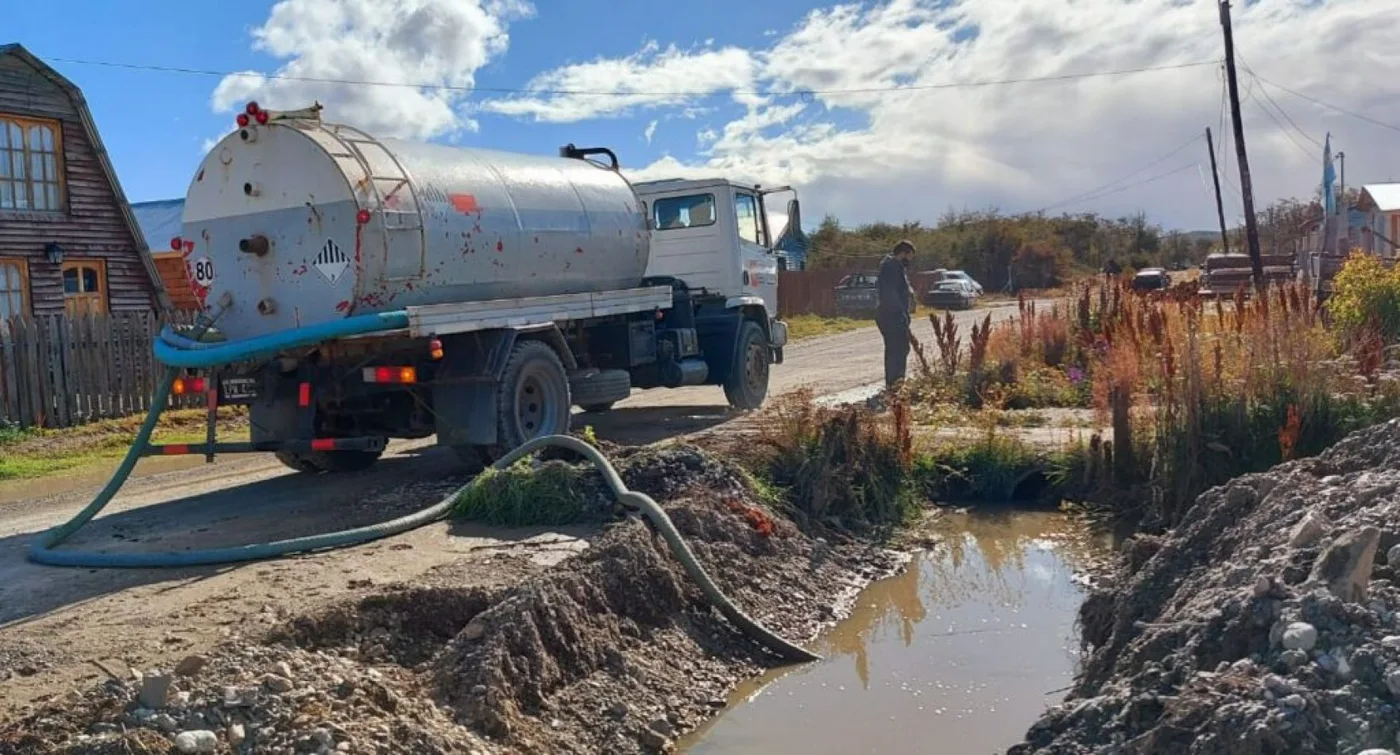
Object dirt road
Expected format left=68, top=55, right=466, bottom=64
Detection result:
left=0, top=303, right=1028, bottom=717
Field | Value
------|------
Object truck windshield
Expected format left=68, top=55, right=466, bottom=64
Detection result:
left=652, top=194, right=717, bottom=230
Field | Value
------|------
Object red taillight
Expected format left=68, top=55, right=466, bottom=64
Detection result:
left=254, top=110, right=269, bottom=125
left=429, top=338, right=444, bottom=360
left=298, top=382, right=311, bottom=407
left=189, top=377, right=206, bottom=393
left=363, top=366, right=417, bottom=384
left=170, top=236, right=183, bottom=251
left=236, top=113, right=250, bottom=128
left=356, top=209, right=371, bottom=224
left=245, top=101, right=260, bottom=115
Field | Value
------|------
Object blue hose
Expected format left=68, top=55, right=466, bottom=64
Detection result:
left=28, top=312, right=411, bottom=567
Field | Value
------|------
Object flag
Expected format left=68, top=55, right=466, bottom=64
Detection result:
left=1323, top=133, right=1337, bottom=216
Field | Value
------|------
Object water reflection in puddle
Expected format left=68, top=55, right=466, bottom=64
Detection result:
left=679, top=508, right=1109, bottom=755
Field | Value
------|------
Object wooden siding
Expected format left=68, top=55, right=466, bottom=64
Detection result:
left=0, top=53, right=157, bottom=316
left=152, top=252, right=199, bottom=310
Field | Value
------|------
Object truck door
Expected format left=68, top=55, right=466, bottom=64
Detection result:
left=733, top=190, right=779, bottom=317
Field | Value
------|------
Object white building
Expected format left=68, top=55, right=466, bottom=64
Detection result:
left=1358, top=184, right=1400, bottom=257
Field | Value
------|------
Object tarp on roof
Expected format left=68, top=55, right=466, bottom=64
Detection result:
left=129, top=199, right=185, bottom=252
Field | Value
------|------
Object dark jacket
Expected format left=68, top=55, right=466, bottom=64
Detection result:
left=876, top=254, right=912, bottom=319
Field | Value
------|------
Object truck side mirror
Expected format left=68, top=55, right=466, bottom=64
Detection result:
left=786, top=198, right=801, bottom=236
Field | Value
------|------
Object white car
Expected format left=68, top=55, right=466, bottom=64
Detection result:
left=940, top=270, right=984, bottom=296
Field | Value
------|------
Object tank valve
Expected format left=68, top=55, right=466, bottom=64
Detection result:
left=239, top=235, right=270, bottom=256
left=243, top=181, right=262, bottom=197
left=257, top=298, right=278, bottom=316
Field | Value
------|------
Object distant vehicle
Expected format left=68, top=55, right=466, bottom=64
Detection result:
left=1131, top=268, right=1172, bottom=292
left=925, top=278, right=978, bottom=310
left=834, top=272, right=880, bottom=315
left=940, top=270, right=983, bottom=296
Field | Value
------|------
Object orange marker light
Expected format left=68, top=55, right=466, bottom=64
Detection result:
left=429, top=338, right=444, bottom=360
left=172, top=378, right=187, bottom=395
left=399, top=367, right=417, bottom=384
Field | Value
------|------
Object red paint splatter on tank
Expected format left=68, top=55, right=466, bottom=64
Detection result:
left=334, top=300, right=351, bottom=312
left=496, top=241, right=504, bottom=252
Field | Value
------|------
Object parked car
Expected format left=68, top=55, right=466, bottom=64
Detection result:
left=1131, top=268, right=1171, bottom=292
left=940, top=270, right=983, bottom=296
left=925, top=278, right=978, bottom=310
left=834, top=272, right=880, bottom=315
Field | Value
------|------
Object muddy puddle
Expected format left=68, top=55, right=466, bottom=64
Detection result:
left=679, top=508, right=1109, bottom=755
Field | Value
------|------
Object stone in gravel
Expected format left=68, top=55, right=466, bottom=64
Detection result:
left=1387, top=670, right=1400, bottom=698
left=1358, top=750, right=1395, bottom=755
left=261, top=673, right=293, bottom=693
left=174, top=655, right=207, bottom=677
left=1289, top=510, right=1331, bottom=548
left=648, top=718, right=675, bottom=737
left=227, top=723, right=246, bottom=747
left=174, top=729, right=218, bottom=754
left=460, top=620, right=487, bottom=641
left=638, top=725, right=672, bottom=751
left=1281, top=622, right=1319, bottom=652
left=1383, top=636, right=1400, bottom=650
left=1280, top=650, right=1309, bottom=670
left=150, top=712, right=179, bottom=732
left=1388, top=544, right=1400, bottom=567
left=1309, top=526, right=1381, bottom=603
left=138, top=671, right=173, bottom=708
left=607, top=701, right=631, bottom=719
left=1280, top=694, right=1306, bottom=709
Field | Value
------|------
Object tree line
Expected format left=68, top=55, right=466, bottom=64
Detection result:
left=805, top=191, right=1346, bottom=292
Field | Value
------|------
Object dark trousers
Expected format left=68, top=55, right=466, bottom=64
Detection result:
left=876, top=311, right=911, bottom=389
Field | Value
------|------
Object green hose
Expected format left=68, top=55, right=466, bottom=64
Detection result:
left=27, top=385, right=819, bottom=663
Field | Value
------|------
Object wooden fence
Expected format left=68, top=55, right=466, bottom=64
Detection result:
left=778, top=266, right=945, bottom=317
left=0, top=311, right=202, bottom=430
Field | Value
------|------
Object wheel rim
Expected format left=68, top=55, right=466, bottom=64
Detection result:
left=514, top=363, right=564, bottom=439
left=743, top=339, right=767, bottom=396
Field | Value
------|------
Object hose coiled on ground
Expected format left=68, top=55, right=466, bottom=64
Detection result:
left=27, top=312, right=820, bottom=663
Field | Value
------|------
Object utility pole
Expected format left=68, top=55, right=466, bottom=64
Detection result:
left=1206, top=127, right=1231, bottom=256
left=1337, top=151, right=1346, bottom=210
left=1219, top=0, right=1264, bottom=287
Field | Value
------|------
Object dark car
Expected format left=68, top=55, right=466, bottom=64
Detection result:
left=1131, top=268, right=1171, bottom=292
left=834, top=273, right=880, bottom=315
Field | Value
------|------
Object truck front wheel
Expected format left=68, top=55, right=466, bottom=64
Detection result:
left=724, top=320, right=770, bottom=411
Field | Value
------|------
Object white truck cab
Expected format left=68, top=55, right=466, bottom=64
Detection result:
left=632, top=178, right=793, bottom=351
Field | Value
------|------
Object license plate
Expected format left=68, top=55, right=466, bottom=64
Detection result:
left=219, top=377, right=259, bottom=402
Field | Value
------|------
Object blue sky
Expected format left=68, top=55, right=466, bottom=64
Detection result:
left=8, top=0, right=1400, bottom=230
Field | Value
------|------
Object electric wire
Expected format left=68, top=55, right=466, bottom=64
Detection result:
left=38, top=54, right=1219, bottom=98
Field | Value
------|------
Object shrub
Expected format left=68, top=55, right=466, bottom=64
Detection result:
left=1329, top=251, right=1400, bottom=344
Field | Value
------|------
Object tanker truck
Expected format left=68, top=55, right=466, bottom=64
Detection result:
left=152, top=102, right=792, bottom=473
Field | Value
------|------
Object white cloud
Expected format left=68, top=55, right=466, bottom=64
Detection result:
left=482, top=40, right=759, bottom=123
left=643, top=120, right=658, bottom=144
left=211, top=0, right=532, bottom=139
left=582, top=0, right=1400, bottom=230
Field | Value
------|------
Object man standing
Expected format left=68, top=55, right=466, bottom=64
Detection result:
left=876, top=240, right=916, bottom=390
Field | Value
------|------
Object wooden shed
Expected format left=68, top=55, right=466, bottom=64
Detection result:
left=0, top=43, right=170, bottom=319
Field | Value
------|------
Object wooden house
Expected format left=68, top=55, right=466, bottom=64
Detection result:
left=0, top=43, right=170, bottom=319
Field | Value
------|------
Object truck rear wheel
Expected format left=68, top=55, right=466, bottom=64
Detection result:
left=570, top=368, right=631, bottom=413
left=275, top=448, right=383, bottom=474
left=724, top=320, right=770, bottom=411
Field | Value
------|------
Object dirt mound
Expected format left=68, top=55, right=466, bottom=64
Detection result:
left=1, top=446, right=898, bottom=755
left=1011, top=418, right=1400, bottom=755
left=434, top=446, right=894, bottom=753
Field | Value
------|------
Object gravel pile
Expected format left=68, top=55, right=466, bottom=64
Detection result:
left=1012, top=418, right=1400, bottom=755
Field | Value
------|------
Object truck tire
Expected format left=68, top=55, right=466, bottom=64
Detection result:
left=275, top=448, right=383, bottom=474
left=724, top=320, right=770, bottom=411
left=570, top=368, right=631, bottom=412
left=492, top=340, right=572, bottom=458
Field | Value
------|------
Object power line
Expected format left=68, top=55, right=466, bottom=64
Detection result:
left=1049, top=163, right=1201, bottom=210
left=1246, top=88, right=1315, bottom=159
left=1248, top=71, right=1400, bottom=134
left=1035, top=133, right=1204, bottom=213
left=38, top=54, right=1220, bottom=98
left=1235, top=53, right=1322, bottom=150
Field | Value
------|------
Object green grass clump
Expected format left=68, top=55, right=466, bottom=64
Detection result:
left=450, top=459, right=597, bottom=527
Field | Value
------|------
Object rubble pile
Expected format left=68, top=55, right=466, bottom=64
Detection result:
left=1, top=447, right=898, bottom=754
left=1012, top=419, right=1400, bottom=755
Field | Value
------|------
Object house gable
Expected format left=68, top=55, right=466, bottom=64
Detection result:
left=0, top=43, right=171, bottom=316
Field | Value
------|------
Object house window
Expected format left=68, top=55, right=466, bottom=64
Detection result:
left=0, top=115, right=64, bottom=212
left=61, top=259, right=106, bottom=315
left=0, top=257, right=28, bottom=320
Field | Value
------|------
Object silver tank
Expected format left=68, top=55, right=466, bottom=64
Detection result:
left=179, top=114, right=650, bottom=340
